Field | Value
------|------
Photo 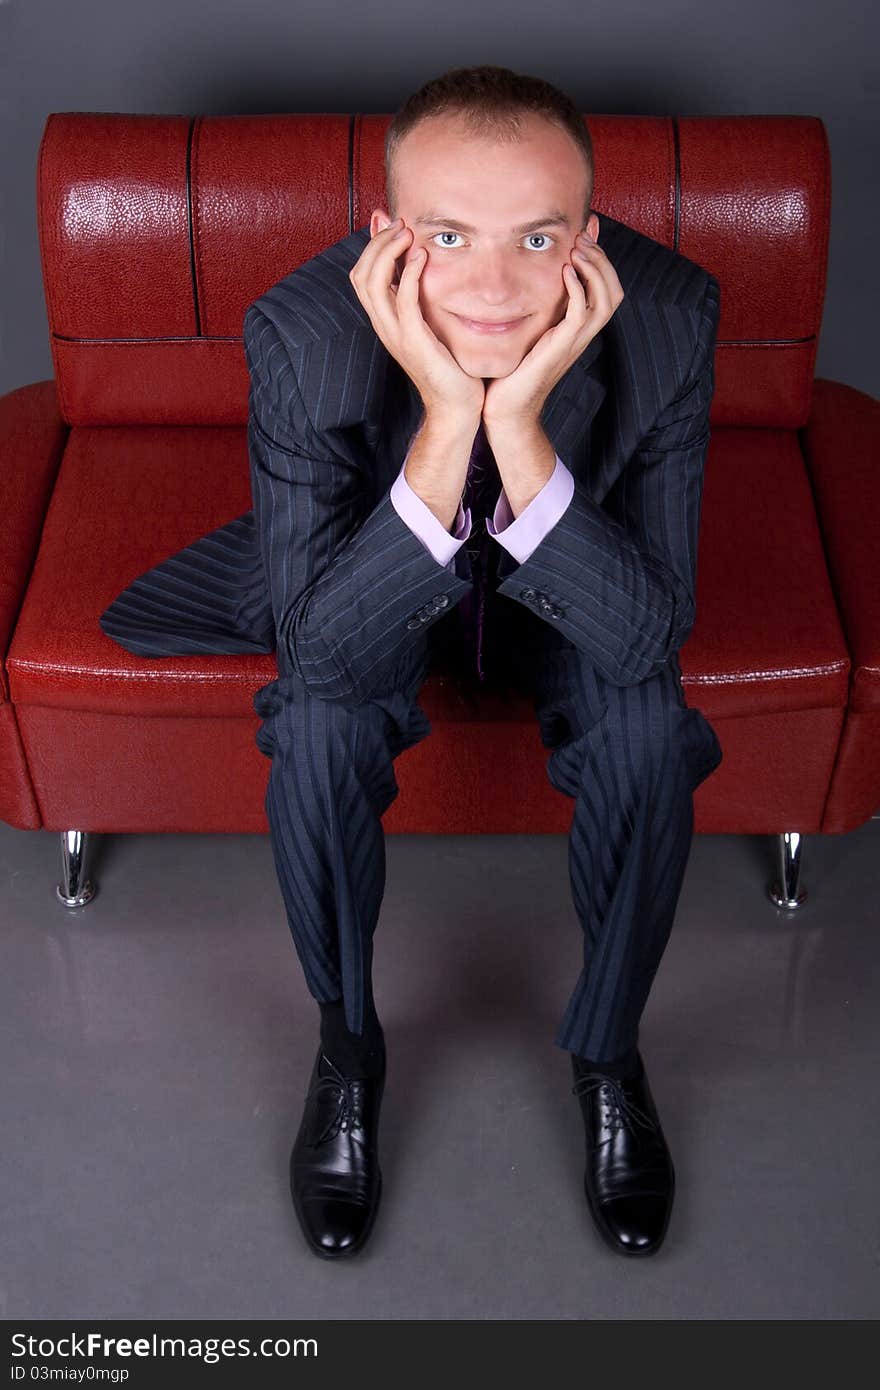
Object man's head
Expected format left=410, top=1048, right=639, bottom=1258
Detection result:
left=371, top=65, right=598, bottom=380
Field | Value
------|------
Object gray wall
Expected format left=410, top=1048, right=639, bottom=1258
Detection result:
left=1, top=0, right=877, bottom=400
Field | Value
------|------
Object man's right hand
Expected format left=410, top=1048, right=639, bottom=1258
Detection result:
left=348, top=220, right=485, bottom=426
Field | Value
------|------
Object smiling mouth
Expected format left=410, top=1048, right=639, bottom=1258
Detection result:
left=454, top=314, right=527, bottom=334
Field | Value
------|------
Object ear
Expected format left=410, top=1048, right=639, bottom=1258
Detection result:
left=584, top=212, right=600, bottom=243
left=370, top=207, right=395, bottom=239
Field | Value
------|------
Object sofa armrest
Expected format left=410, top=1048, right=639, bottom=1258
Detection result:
left=800, top=378, right=880, bottom=714
left=0, top=380, right=67, bottom=702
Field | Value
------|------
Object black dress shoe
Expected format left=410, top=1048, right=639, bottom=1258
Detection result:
left=290, top=1046, right=385, bottom=1258
left=571, top=1050, right=675, bottom=1256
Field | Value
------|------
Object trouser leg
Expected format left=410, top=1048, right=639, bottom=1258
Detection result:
left=251, top=645, right=432, bottom=1038
left=540, top=652, right=722, bottom=1061
left=492, top=596, right=723, bottom=1063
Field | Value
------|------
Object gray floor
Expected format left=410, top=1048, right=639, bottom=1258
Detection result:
left=3, top=815, right=878, bottom=1320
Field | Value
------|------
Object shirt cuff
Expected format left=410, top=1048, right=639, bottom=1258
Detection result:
left=390, top=449, right=472, bottom=567
left=486, top=454, right=575, bottom=564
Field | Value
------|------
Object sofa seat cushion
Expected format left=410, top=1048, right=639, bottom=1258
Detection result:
left=6, top=422, right=850, bottom=725
left=8, top=425, right=266, bottom=717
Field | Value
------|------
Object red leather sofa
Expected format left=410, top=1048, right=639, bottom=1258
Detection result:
left=2, top=112, right=877, bottom=913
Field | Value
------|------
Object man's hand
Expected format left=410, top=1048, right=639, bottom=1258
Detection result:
left=482, top=229, right=624, bottom=428
left=349, top=220, right=485, bottom=425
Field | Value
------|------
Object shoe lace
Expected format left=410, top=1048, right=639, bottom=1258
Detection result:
left=312, top=1056, right=366, bottom=1145
left=571, top=1071, right=658, bottom=1140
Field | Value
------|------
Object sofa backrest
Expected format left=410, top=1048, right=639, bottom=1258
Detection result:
left=37, top=111, right=830, bottom=430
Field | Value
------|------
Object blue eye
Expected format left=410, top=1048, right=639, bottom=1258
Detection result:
left=429, top=231, right=554, bottom=250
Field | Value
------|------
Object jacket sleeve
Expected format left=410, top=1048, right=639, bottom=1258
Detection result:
left=494, top=273, right=721, bottom=686
left=244, top=304, right=473, bottom=706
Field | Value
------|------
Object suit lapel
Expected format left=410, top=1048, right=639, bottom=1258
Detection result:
left=537, top=329, right=607, bottom=471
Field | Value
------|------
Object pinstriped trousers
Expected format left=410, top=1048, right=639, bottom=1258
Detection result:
left=251, top=577, right=723, bottom=1063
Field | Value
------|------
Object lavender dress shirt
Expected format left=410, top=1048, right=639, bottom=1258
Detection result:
left=389, top=442, right=576, bottom=571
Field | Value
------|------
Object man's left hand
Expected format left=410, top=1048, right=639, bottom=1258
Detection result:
left=482, top=230, right=624, bottom=427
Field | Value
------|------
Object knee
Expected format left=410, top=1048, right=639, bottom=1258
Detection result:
left=620, top=689, right=693, bottom=770
left=611, top=693, right=723, bottom=802
left=253, top=674, right=414, bottom=773
left=559, top=680, right=694, bottom=786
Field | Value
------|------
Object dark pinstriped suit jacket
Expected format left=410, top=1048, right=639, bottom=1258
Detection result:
left=99, top=209, right=721, bottom=708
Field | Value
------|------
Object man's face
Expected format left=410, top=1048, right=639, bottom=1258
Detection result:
left=370, top=112, right=598, bottom=380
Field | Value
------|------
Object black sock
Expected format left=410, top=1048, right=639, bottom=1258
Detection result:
left=318, top=997, right=386, bottom=1079
left=573, top=1044, right=642, bottom=1081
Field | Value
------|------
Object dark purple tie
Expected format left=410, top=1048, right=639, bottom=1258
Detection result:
left=457, top=421, right=501, bottom=684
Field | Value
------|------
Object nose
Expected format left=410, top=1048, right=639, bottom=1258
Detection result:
left=464, top=251, right=522, bottom=306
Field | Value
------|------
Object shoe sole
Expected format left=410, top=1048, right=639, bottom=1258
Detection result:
left=291, top=1166, right=383, bottom=1260
left=582, top=1165, right=675, bottom=1258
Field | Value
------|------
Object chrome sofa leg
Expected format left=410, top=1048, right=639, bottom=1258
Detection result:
left=56, top=830, right=97, bottom=907
left=768, top=831, right=807, bottom=910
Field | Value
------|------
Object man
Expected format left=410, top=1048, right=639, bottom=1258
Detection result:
left=100, top=65, right=724, bottom=1261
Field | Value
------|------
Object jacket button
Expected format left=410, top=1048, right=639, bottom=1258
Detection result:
left=406, top=617, right=421, bottom=630
left=521, top=587, right=537, bottom=601
left=432, top=594, right=449, bottom=607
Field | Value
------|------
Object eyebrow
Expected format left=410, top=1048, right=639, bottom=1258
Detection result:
left=412, top=211, right=571, bottom=235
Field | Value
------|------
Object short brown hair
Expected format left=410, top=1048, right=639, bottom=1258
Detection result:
left=384, top=65, right=594, bottom=225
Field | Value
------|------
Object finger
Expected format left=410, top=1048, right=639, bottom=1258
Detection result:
left=396, top=246, right=426, bottom=318
left=370, top=227, right=415, bottom=322
left=364, top=224, right=411, bottom=298
left=564, top=259, right=595, bottom=318
left=397, top=248, right=449, bottom=353
left=576, top=236, right=603, bottom=254
left=352, top=220, right=408, bottom=281
left=350, top=222, right=408, bottom=310
left=361, top=225, right=413, bottom=338
left=569, top=251, right=610, bottom=318
left=573, top=244, right=619, bottom=304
